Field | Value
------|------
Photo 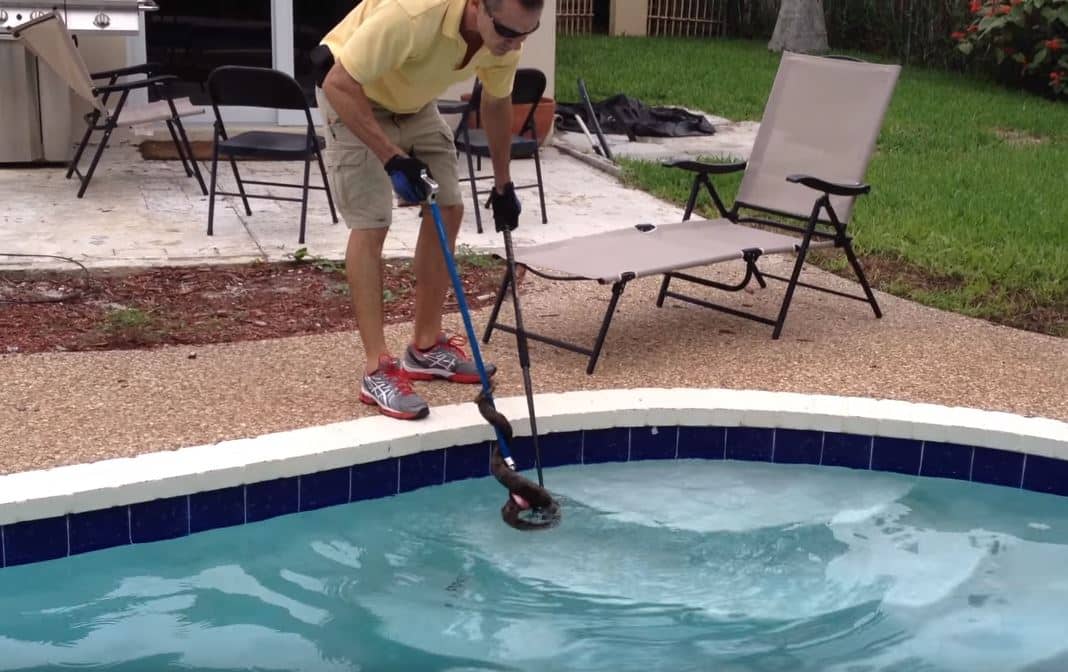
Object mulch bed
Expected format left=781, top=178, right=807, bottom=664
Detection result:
left=0, top=257, right=512, bottom=355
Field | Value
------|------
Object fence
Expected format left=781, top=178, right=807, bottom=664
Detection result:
left=648, top=0, right=726, bottom=38
left=557, top=0, right=595, bottom=35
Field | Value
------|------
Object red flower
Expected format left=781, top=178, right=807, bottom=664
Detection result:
left=1051, top=71, right=1063, bottom=83
left=1047, top=39, right=1063, bottom=52
left=996, top=4, right=1012, bottom=14
left=1011, top=0, right=1024, bottom=5
left=970, top=0, right=983, bottom=11
left=951, top=31, right=967, bottom=40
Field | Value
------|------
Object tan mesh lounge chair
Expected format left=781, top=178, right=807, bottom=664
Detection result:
left=13, top=12, right=206, bottom=198
left=482, top=52, right=901, bottom=374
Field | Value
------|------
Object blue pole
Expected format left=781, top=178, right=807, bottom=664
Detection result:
left=421, top=173, right=516, bottom=469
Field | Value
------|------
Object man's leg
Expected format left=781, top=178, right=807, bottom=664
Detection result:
left=399, top=104, right=496, bottom=384
left=346, top=227, right=389, bottom=374
left=412, top=202, right=463, bottom=350
left=317, top=87, right=428, bottom=419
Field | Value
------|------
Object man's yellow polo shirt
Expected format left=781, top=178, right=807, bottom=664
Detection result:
left=321, top=0, right=521, bottom=114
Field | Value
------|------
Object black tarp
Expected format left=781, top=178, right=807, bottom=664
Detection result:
left=555, top=94, right=716, bottom=140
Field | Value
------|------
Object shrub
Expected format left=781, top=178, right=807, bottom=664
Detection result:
left=953, top=0, right=1068, bottom=98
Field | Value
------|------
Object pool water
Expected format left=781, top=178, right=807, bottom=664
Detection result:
left=2, top=459, right=1068, bottom=671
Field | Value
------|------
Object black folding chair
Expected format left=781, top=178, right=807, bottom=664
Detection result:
left=205, top=66, right=338, bottom=245
left=453, top=68, right=549, bottom=234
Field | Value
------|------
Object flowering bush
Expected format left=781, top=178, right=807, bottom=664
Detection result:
left=953, top=0, right=1068, bottom=97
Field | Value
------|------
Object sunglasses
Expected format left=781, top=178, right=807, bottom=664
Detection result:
left=484, top=3, right=539, bottom=39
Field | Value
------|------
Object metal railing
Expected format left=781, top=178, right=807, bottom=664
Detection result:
left=557, top=0, right=594, bottom=35
left=647, top=0, right=726, bottom=38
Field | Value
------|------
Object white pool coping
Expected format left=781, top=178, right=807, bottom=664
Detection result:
left=2, top=388, right=1066, bottom=526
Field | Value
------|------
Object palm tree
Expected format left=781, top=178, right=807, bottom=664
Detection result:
left=768, top=0, right=829, bottom=54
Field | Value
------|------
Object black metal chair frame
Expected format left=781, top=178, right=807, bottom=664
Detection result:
left=450, top=68, right=549, bottom=234
left=205, top=65, right=338, bottom=245
left=482, top=161, right=883, bottom=375
left=66, top=63, right=207, bottom=199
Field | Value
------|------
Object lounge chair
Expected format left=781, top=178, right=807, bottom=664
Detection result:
left=481, top=52, right=901, bottom=374
left=13, top=12, right=206, bottom=198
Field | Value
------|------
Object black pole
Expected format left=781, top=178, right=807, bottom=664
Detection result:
left=501, top=228, right=544, bottom=487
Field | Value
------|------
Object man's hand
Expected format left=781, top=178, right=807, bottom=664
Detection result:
left=385, top=154, right=431, bottom=203
left=487, top=182, right=521, bottom=232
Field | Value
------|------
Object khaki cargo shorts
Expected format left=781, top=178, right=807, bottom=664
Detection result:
left=316, top=88, right=463, bottom=230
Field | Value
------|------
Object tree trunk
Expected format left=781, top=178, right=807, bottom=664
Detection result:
left=768, top=0, right=829, bottom=54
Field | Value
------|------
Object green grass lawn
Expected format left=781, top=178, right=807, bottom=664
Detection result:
left=556, top=36, right=1068, bottom=336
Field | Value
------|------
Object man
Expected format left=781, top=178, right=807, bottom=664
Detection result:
left=315, top=0, right=544, bottom=420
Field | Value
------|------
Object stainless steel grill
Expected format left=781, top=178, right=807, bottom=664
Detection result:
left=1, top=0, right=156, bottom=37
left=1, top=1, right=157, bottom=163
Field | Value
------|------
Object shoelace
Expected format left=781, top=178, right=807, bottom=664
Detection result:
left=381, top=359, right=415, bottom=395
left=442, top=334, right=469, bottom=359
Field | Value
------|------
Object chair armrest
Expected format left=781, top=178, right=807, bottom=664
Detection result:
left=94, top=75, right=177, bottom=95
left=786, top=174, right=870, bottom=196
left=663, top=159, right=747, bottom=175
left=90, top=62, right=161, bottom=80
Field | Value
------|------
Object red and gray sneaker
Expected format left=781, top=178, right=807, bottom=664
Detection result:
left=401, top=333, right=496, bottom=384
left=360, top=355, right=429, bottom=420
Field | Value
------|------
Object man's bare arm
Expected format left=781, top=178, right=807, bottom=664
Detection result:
left=480, top=90, right=514, bottom=191
left=321, top=63, right=403, bottom=165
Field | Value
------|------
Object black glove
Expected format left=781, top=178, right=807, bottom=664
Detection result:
left=384, top=154, right=431, bottom=203
left=486, top=181, right=521, bottom=232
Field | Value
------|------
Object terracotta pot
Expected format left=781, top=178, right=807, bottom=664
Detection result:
left=460, top=95, right=556, bottom=146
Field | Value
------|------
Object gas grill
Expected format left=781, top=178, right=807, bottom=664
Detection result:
left=1, top=0, right=158, bottom=163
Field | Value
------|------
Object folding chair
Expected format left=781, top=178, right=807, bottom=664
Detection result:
left=453, top=68, right=549, bottom=233
left=482, top=53, right=901, bottom=374
left=13, top=12, right=206, bottom=199
left=205, top=65, right=338, bottom=245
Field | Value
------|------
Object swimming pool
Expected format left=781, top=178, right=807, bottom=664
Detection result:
left=2, top=458, right=1068, bottom=671
left=1, top=389, right=1066, bottom=670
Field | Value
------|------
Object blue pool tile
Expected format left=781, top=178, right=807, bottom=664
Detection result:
left=677, top=426, right=726, bottom=460
left=351, top=458, right=399, bottom=502
left=583, top=427, right=630, bottom=464
left=920, top=442, right=973, bottom=481
left=246, top=477, right=299, bottom=523
left=3, top=515, right=67, bottom=567
left=726, top=427, right=774, bottom=462
left=1022, top=455, right=1068, bottom=497
left=445, top=442, right=491, bottom=482
left=773, top=429, right=823, bottom=465
left=300, top=467, right=351, bottom=511
left=630, top=426, right=677, bottom=461
left=872, top=437, right=923, bottom=476
left=971, top=446, right=1025, bottom=488
left=399, top=450, right=445, bottom=493
left=190, top=486, right=245, bottom=533
left=131, top=496, right=188, bottom=543
left=821, top=433, right=872, bottom=470
left=510, top=432, right=582, bottom=470
left=69, top=506, right=129, bottom=556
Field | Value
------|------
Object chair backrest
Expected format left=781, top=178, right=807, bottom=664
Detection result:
left=463, top=68, right=547, bottom=137
left=736, top=52, right=900, bottom=224
left=206, top=65, right=312, bottom=112
left=13, top=12, right=103, bottom=111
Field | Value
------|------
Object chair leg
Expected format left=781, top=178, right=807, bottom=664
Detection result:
left=842, top=239, right=882, bottom=319
left=207, top=129, right=220, bottom=236
left=771, top=234, right=815, bottom=340
left=67, top=113, right=97, bottom=180
left=165, top=120, right=193, bottom=178
left=76, top=120, right=115, bottom=198
left=655, top=273, right=672, bottom=307
left=172, top=115, right=207, bottom=195
left=533, top=145, right=548, bottom=224
left=315, top=147, right=339, bottom=223
left=228, top=157, right=252, bottom=216
left=298, top=157, right=312, bottom=245
left=482, top=266, right=513, bottom=344
left=587, top=281, right=627, bottom=375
